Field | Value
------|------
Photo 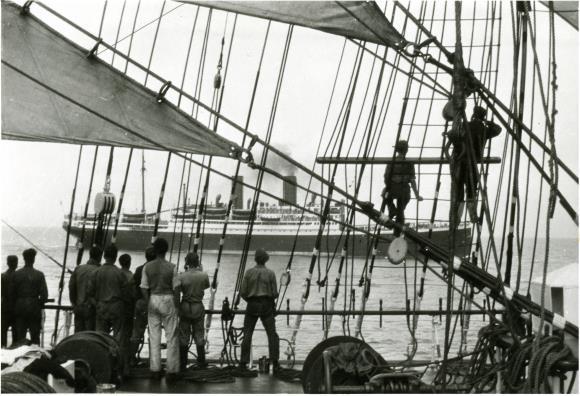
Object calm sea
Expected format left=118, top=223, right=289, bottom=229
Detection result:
left=1, top=226, right=577, bottom=363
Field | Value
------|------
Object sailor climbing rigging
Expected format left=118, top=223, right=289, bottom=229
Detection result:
left=445, top=106, right=502, bottom=224
left=382, top=140, right=423, bottom=237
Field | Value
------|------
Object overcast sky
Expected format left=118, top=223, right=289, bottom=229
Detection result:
left=1, top=0, right=578, bottom=242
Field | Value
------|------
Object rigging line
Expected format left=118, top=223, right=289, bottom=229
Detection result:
left=110, top=0, right=126, bottom=66
left=2, top=60, right=387, bottom=244
left=151, top=153, right=172, bottom=243
left=505, top=6, right=528, bottom=287
left=75, top=146, right=99, bottom=266
left=169, top=161, right=189, bottom=263
left=536, top=2, right=559, bottom=345
left=231, top=26, right=294, bottom=307
left=97, top=3, right=184, bottom=57
left=97, top=0, right=108, bottom=39
left=517, top=4, right=539, bottom=294
left=288, top=40, right=366, bottom=355
left=187, top=10, right=213, bottom=251
left=393, top=1, right=454, bottom=60
left=177, top=5, right=200, bottom=106
left=527, top=6, right=552, bottom=295
left=50, top=145, right=83, bottom=345
left=112, top=148, right=134, bottom=243
left=278, top=38, right=349, bottom=311
left=123, top=0, right=141, bottom=74
left=347, top=38, right=450, bottom=96
left=479, top=93, right=577, bottom=224
left=143, top=0, right=166, bottom=87
left=1, top=220, right=72, bottom=276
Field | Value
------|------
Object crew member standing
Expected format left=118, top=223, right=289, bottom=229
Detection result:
left=12, top=249, right=48, bottom=345
left=119, top=253, right=134, bottom=371
left=2, top=255, right=19, bottom=347
left=239, top=248, right=280, bottom=373
left=382, top=140, right=423, bottom=237
left=447, top=106, right=501, bottom=224
left=140, top=238, right=180, bottom=380
left=93, top=245, right=128, bottom=345
left=69, top=246, right=102, bottom=332
left=129, top=247, right=156, bottom=366
left=174, top=252, right=210, bottom=371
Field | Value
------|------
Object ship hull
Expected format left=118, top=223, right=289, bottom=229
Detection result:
left=65, top=223, right=470, bottom=257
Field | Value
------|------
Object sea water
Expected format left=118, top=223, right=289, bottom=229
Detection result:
left=1, top=226, right=577, bottom=364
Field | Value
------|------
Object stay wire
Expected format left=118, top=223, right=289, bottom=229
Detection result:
left=51, top=145, right=83, bottom=345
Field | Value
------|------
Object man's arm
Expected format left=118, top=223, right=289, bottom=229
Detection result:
left=204, top=274, right=210, bottom=290
left=410, top=165, right=423, bottom=201
left=240, top=272, right=249, bottom=301
left=140, top=266, right=150, bottom=301
left=39, top=273, right=49, bottom=303
left=270, top=272, right=279, bottom=299
left=486, top=121, right=502, bottom=139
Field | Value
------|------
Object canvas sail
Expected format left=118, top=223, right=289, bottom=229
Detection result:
left=1, top=2, right=237, bottom=157
left=181, top=1, right=405, bottom=47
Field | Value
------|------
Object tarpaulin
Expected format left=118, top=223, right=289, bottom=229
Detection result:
left=181, top=1, right=405, bottom=47
left=1, top=1, right=238, bottom=157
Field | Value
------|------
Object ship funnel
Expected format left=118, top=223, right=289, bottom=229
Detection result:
left=232, top=176, right=244, bottom=209
left=279, top=175, right=297, bottom=206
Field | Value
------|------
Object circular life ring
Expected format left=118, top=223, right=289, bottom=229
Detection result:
left=387, top=237, right=408, bottom=265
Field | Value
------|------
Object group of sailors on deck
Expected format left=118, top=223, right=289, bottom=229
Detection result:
left=2, top=240, right=280, bottom=382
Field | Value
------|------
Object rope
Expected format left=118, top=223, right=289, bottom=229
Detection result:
left=51, top=145, right=83, bottom=345
left=143, top=0, right=166, bottom=87
left=112, top=148, right=134, bottom=243
left=75, top=147, right=99, bottom=266
left=151, top=153, right=172, bottom=242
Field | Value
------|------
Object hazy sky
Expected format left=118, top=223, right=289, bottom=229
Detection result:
left=1, top=0, right=578, bottom=243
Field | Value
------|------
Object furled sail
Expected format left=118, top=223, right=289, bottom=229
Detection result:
left=181, top=1, right=406, bottom=47
left=1, top=2, right=238, bottom=157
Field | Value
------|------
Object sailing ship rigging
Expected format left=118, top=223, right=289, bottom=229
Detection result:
left=1, top=0, right=578, bottom=393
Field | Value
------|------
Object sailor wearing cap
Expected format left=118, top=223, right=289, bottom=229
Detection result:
left=383, top=140, right=423, bottom=237
left=239, top=248, right=280, bottom=373
left=446, top=105, right=501, bottom=225
left=174, top=252, right=210, bottom=371
left=12, top=248, right=48, bottom=345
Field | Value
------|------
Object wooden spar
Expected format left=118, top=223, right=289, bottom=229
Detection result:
left=316, top=156, right=502, bottom=165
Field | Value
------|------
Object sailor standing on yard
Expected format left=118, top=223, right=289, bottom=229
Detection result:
left=140, top=238, right=180, bottom=381
left=69, top=246, right=102, bottom=332
left=383, top=140, right=423, bottom=237
left=12, top=249, right=48, bottom=345
left=239, top=248, right=280, bottom=373
left=174, top=252, right=210, bottom=371
left=92, top=245, right=129, bottom=348
left=2, top=255, right=19, bottom=347
left=129, top=247, right=156, bottom=366
left=446, top=106, right=501, bottom=224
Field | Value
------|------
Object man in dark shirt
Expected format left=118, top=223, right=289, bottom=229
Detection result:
left=119, top=253, right=134, bottom=372
left=239, top=249, right=280, bottom=373
left=2, top=255, right=18, bottom=347
left=69, top=246, right=102, bottom=332
left=141, top=238, right=179, bottom=380
left=447, top=106, right=501, bottom=224
left=383, top=140, right=423, bottom=237
left=92, top=245, right=128, bottom=347
left=175, top=252, right=210, bottom=370
left=129, top=247, right=156, bottom=366
left=12, top=249, right=48, bottom=345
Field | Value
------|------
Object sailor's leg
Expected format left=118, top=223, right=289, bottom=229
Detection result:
left=240, top=313, right=259, bottom=366
left=261, top=312, right=280, bottom=366
left=178, top=316, right=191, bottom=371
left=30, top=313, right=42, bottom=345
left=147, top=296, right=162, bottom=373
left=161, top=296, right=180, bottom=374
left=192, top=317, right=206, bottom=365
left=385, top=192, right=396, bottom=218
left=1, top=313, right=9, bottom=347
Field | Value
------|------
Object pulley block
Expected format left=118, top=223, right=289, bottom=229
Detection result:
left=94, top=191, right=116, bottom=215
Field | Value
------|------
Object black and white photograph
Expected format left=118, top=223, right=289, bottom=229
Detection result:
left=0, top=0, right=578, bottom=393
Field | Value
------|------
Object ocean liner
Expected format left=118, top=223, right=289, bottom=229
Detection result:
left=64, top=175, right=466, bottom=256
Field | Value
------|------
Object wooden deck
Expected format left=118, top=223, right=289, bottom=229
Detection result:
left=119, top=371, right=303, bottom=394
